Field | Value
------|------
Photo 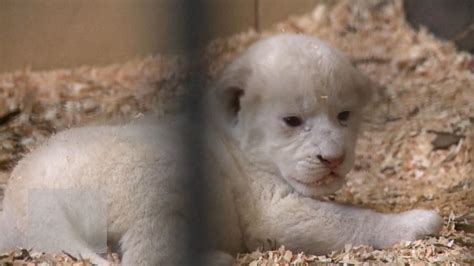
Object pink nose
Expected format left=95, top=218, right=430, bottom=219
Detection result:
left=317, top=154, right=345, bottom=169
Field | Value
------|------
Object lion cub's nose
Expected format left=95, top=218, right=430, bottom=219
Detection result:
left=317, top=154, right=345, bottom=169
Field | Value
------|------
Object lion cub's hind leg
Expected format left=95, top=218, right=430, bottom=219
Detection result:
left=26, top=188, right=110, bottom=265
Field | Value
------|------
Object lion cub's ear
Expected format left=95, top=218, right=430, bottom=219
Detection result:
left=220, top=86, right=245, bottom=123
left=209, top=66, right=251, bottom=125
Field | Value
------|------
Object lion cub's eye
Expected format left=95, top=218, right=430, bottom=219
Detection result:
left=283, top=116, right=303, bottom=127
left=337, top=111, right=351, bottom=124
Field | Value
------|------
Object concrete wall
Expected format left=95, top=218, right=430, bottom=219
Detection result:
left=0, top=0, right=323, bottom=73
left=404, top=0, right=474, bottom=53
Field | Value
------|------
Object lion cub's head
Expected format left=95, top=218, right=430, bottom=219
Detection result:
left=208, top=34, right=373, bottom=198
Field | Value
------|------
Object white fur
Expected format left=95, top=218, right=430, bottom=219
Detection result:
left=0, top=34, right=442, bottom=265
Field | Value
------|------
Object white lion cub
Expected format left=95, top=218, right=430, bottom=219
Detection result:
left=0, top=34, right=442, bottom=265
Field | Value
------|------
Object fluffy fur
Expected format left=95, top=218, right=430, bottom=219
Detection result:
left=0, top=34, right=442, bottom=265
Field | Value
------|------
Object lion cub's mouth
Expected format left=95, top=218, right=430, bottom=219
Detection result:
left=293, top=172, right=340, bottom=186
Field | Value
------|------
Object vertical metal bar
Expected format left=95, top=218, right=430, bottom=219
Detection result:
left=181, top=1, right=210, bottom=265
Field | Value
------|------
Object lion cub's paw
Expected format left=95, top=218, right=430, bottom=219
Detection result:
left=396, top=209, right=443, bottom=241
left=378, top=209, right=443, bottom=248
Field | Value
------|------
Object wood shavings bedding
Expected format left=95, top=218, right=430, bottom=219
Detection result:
left=0, top=0, right=472, bottom=264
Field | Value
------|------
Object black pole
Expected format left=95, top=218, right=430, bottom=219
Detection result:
left=181, top=1, right=210, bottom=265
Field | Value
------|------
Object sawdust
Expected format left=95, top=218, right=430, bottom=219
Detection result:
left=0, top=0, right=472, bottom=264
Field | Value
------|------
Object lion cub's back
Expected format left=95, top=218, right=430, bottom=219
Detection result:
left=3, top=121, right=185, bottom=233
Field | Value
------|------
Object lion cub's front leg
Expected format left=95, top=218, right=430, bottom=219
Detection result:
left=248, top=195, right=442, bottom=254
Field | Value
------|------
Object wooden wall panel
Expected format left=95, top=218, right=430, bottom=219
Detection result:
left=0, top=0, right=326, bottom=73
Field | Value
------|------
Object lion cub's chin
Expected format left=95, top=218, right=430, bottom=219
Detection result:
left=286, top=173, right=346, bottom=198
